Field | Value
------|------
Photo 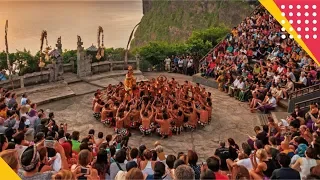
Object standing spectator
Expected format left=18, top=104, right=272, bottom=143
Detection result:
left=178, top=58, right=184, bottom=73
left=187, top=59, right=194, bottom=76
left=164, top=57, right=171, bottom=72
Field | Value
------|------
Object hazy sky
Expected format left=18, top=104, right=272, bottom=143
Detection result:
left=0, top=0, right=140, bottom=1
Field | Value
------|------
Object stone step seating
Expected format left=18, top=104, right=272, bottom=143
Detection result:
left=193, top=73, right=291, bottom=109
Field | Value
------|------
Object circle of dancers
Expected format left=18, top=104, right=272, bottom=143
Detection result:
left=92, top=75, right=213, bottom=139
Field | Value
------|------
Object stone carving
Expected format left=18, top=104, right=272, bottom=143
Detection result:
left=46, top=36, right=64, bottom=82
left=56, top=36, right=62, bottom=54
left=77, top=35, right=83, bottom=49
left=77, top=35, right=92, bottom=77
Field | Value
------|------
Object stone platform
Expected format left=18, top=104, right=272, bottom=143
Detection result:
left=38, top=72, right=260, bottom=161
left=15, top=70, right=147, bottom=105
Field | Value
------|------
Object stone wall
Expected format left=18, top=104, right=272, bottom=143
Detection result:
left=91, top=61, right=111, bottom=74
left=91, top=60, right=137, bottom=74
left=0, top=71, right=50, bottom=89
left=63, top=62, right=75, bottom=73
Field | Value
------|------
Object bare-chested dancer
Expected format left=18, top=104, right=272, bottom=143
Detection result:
left=93, top=99, right=104, bottom=120
left=101, top=104, right=114, bottom=125
left=155, top=110, right=173, bottom=139
left=139, top=101, right=155, bottom=136
left=115, top=103, right=132, bottom=137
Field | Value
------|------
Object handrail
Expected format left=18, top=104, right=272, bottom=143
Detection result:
left=198, top=4, right=262, bottom=67
left=295, top=96, right=320, bottom=110
left=289, top=83, right=320, bottom=99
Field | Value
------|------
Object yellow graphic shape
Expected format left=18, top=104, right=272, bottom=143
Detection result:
left=0, top=158, right=21, bottom=180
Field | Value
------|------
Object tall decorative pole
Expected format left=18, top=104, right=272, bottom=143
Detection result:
left=5, top=20, right=13, bottom=89
left=125, top=22, right=140, bottom=69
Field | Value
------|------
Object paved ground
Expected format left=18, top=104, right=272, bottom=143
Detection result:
left=38, top=72, right=260, bottom=161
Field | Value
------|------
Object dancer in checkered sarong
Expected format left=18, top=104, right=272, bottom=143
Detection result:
left=155, top=111, right=173, bottom=139
left=101, top=104, right=114, bottom=125
left=182, top=107, right=198, bottom=132
left=170, top=110, right=184, bottom=135
left=193, top=102, right=209, bottom=127
left=115, top=103, right=132, bottom=138
left=139, top=98, right=155, bottom=136
left=93, top=99, right=104, bottom=121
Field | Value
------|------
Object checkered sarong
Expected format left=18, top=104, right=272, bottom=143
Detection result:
left=184, top=123, right=196, bottom=130
left=102, top=117, right=112, bottom=125
left=172, top=126, right=183, bottom=132
left=156, top=128, right=169, bottom=136
left=93, top=112, right=101, bottom=120
left=198, top=120, right=208, bottom=126
left=139, top=125, right=152, bottom=135
left=115, top=128, right=129, bottom=137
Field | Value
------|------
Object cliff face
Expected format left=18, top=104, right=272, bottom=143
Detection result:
left=133, top=0, right=256, bottom=48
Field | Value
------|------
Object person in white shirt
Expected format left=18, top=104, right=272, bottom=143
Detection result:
left=294, top=72, right=307, bottom=89
left=256, top=94, right=277, bottom=113
left=178, top=59, right=184, bottom=73
left=228, top=77, right=240, bottom=97
left=187, top=59, right=194, bottom=76
left=164, top=57, right=171, bottom=72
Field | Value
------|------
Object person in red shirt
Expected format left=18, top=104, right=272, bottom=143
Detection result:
left=201, top=156, right=229, bottom=180
left=272, top=61, right=279, bottom=72
left=205, top=60, right=216, bottom=78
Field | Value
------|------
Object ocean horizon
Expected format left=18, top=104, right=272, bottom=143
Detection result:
left=0, top=1, right=143, bottom=54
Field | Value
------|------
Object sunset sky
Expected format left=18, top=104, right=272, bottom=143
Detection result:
left=0, top=0, right=139, bottom=2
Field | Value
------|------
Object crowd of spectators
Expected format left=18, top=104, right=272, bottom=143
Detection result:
left=1, top=83, right=320, bottom=180
left=200, top=7, right=320, bottom=113
left=164, top=55, right=196, bottom=76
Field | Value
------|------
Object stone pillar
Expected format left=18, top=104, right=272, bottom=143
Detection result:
left=135, top=54, right=140, bottom=71
left=20, top=76, right=24, bottom=88
left=76, top=35, right=92, bottom=77
left=56, top=37, right=63, bottom=76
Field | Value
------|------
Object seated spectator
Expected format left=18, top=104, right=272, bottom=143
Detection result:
left=146, top=161, right=166, bottom=180
left=187, top=150, right=200, bottom=179
left=255, top=94, right=277, bottom=114
left=71, top=131, right=81, bottom=153
left=214, top=141, right=230, bottom=171
left=249, top=149, right=277, bottom=180
left=125, top=168, right=144, bottom=180
left=174, top=164, right=195, bottom=180
left=110, top=149, right=127, bottom=180
left=18, top=141, right=69, bottom=179
left=291, top=147, right=320, bottom=179
left=0, top=149, right=19, bottom=173
left=294, top=72, right=307, bottom=89
left=205, top=156, right=228, bottom=179
left=270, top=153, right=300, bottom=179
left=165, top=154, right=176, bottom=180
left=115, top=160, right=138, bottom=180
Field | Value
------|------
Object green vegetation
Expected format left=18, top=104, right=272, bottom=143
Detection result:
left=133, top=0, right=254, bottom=48
left=134, top=26, right=229, bottom=70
